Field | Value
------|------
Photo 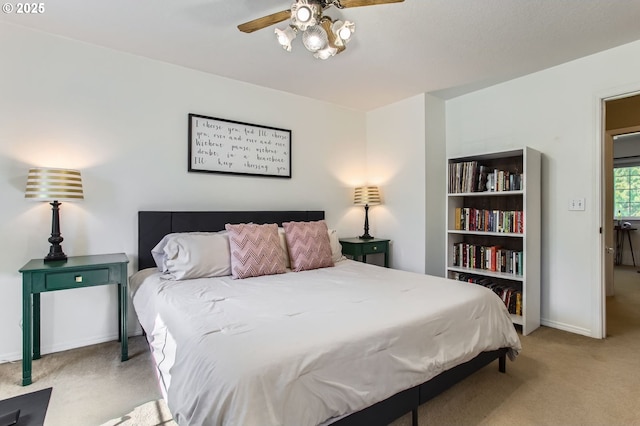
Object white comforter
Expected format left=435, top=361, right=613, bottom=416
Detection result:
left=130, top=260, right=521, bottom=426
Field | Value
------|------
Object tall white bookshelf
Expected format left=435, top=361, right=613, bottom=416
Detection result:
left=446, top=147, right=540, bottom=335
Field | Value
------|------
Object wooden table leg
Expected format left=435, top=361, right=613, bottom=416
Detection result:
left=22, top=278, right=32, bottom=386
left=119, top=263, right=128, bottom=361
left=33, top=293, right=41, bottom=360
left=117, top=285, right=122, bottom=343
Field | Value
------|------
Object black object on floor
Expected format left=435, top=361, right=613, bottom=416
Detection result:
left=0, top=409, right=20, bottom=426
left=0, top=388, right=51, bottom=426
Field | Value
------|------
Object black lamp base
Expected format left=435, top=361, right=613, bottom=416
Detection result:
left=44, top=200, right=67, bottom=263
left=44, top=250, right=67, bottom=263
left=359, top=204, right=374, bottom=240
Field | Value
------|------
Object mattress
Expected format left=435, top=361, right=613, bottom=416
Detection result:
left=130, top=259, right=521, bottom=426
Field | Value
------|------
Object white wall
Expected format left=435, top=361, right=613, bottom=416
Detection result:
left=0, top=23, right=366, bottom=362
left=366, top=94, right=427, bottom=273
left=446, top=39, right=640, bottom=337
left=424, top=95, right=447, bottom=277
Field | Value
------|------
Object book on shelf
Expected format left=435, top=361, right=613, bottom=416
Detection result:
left=450, top=272, right=523, bottom=315
left=453, top=207, right=524, bottom=233
left=452, top=242, right=523, bottom=275
left=449, top=161, right=480, bottom=193
left=477, top=165, right=488, bottom=192
left=449, top=160, right=523, bottom=193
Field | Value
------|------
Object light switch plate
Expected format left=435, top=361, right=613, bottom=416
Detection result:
left=569, top=198, right=586, bottom=211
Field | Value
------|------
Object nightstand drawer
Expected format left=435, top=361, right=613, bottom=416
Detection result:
left=45, top=268, right=110, bottom=290
left=339, top=237, right=391, bottom=268
left=361, top=242, right=387, bottom=255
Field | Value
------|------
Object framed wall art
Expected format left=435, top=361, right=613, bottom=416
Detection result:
left=188, top=113, right=291, bottom=178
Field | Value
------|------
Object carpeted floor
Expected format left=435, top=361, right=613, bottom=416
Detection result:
left=100, top=399, right=174, bottom=426
left=0, top=336, right=164, bottom=426
left=1, top=266, right=639, bottom=425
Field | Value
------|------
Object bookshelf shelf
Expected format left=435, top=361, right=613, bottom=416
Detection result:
left=448, top=190, right=524, bottom=198
left=446, top=265, right=525, bottom=282
left=446, top=147, right=541, bottom=335
left=447, top=230, right=523, bottom=238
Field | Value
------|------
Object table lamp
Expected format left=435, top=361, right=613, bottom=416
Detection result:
left=24, top=168, right=84, bottom=262
left=354, top=186, right=381, bottom=240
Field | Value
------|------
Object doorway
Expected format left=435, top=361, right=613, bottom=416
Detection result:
left=602, top=93, right=640, bottom=337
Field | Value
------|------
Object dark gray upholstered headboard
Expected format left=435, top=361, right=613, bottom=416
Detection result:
left=137, top=210, right=325, bottom=271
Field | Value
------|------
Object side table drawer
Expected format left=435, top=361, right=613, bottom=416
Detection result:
left=361, top=242, right=387, bottom=255
left=45, top=268, right=110, bottom=291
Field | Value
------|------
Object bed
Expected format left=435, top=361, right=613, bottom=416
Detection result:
left=131, top=210, right=521, bottom=426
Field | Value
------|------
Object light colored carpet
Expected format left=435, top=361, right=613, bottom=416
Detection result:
left=1, top=266, right=639, bottom=425
left=100, top=399, right=175, bottom=426
left=0, top=336, right=164, bottom=426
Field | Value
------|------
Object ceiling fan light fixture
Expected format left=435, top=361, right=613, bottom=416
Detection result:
left=333, top=20, right=355, bottom=45
left=275, top=26, right=298, bottom=51
left=296, top=6, right=312, bottom=22
left=302, top=24, right=328, bottom=52
left=290, top=0, right=322, bottom=31
left=239, top=0, right=405, bottom=60
left=314, top=45, right=338, bottom=60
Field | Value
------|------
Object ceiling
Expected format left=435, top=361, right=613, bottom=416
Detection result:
left=3, top=0, right=640, bottom=111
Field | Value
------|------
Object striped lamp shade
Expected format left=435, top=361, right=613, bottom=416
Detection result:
left=25, top=168, right=84, bottom=201
left=353, top=186, right=381, bottom=206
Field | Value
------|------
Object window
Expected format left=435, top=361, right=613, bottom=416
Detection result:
left=614, top=166, right=640, bottom=218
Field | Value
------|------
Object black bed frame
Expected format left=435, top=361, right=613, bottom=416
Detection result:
left=137, top=210, right=508, bottom=426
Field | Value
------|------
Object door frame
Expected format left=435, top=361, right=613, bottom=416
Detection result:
left=597, top=87, right=640, bottom=338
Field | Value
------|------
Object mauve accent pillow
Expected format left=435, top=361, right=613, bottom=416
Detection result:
left=282, top=220, right=334, bottom=272
left=279, top=227, right=343, bottom=268
left=225, top=223, right=286, bottom=279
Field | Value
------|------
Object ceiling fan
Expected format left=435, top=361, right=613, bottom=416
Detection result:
left=237, top=0, right=405, bottom=60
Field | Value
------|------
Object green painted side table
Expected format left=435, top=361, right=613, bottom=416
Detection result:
left=19, top=253, right=129, bottom=386
left=339, top=238, right=390, bottom=268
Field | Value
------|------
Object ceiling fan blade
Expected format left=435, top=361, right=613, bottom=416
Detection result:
left=339, top=0, right=404, bottom=7
left=238, top=9, right=291, bottom=33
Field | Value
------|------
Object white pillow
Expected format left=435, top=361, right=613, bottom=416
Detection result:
left=278, top=227, right=345, bottom=267
left=328, top=228, right=346, bottom=263
left=278, top=227, right=292, bottom=268
left=152, top=232, right=207, bottom=272
left=151, top=232, right=231, bottom=280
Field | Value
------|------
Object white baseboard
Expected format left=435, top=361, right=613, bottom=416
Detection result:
left=0, top=327, right=144, bottom=364
left=541, top=318, right=593, bottom=337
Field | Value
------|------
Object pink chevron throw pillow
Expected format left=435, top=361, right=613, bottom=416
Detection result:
left=225, top=223, right=286, bottom=279
left=283, top=220, right=334, bottom=272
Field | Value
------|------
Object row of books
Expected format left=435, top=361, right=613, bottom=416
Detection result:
left=448, top=161, right=523, bottom=193
left=453, top=207, right=524, bottom=233
left=451, top=272, right=523, bottom=316
left=452, top=243, right=523, bottom=275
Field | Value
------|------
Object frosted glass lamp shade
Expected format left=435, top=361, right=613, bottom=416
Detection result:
left=275, top=26, right=297, bottom=52
left=302, top=25, right=328, bottom=52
